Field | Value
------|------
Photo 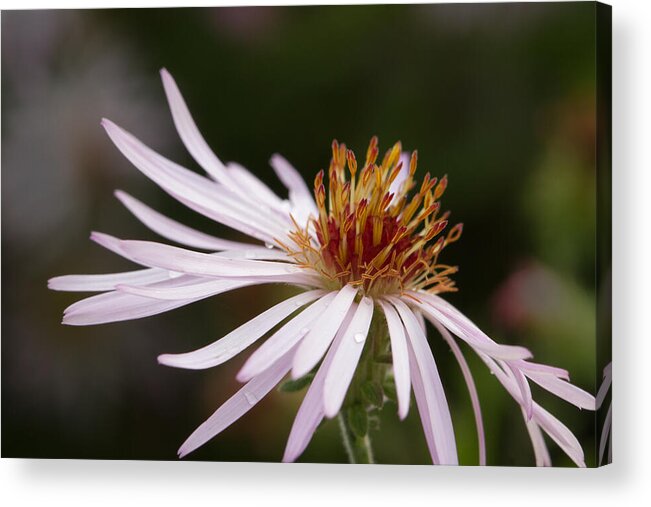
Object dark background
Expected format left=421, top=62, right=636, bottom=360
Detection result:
left=2, top=3, right=601, bottom=465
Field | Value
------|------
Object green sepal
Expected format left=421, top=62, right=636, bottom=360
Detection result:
left=360, top=380, right=384, bottom=408
left=382, top=376, right=397, bottom=403
left=347, top=404, right=368, bottom=438
left=278, top=372, right=314, bottom=392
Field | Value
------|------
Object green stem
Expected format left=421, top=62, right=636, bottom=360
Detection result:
left=337, top=412, right=374, bottom=464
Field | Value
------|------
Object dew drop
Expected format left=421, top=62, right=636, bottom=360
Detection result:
left=353, top=332, right=365, bottom=343
left=294, top=300, right=303, bottom=307
left=244, top=391, right=257, bottom=405
left=265, top=242, right=275, bottom=250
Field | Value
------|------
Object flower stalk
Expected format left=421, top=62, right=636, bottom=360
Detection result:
left=338, top=411, right=374, bottom=464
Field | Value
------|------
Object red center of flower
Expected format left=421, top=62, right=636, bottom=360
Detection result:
left=281, top=137, right=463, bottom=296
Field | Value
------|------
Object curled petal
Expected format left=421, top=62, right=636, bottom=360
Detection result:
left=157, top=290, right=324, bottom=370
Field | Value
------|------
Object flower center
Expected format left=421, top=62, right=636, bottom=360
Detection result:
left=280, top=137, right=463, bottom=297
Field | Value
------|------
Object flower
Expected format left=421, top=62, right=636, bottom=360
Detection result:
left=49, top=69, right=595, bottom=466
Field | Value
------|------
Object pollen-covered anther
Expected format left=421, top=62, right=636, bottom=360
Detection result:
left=283, top=138, right=463, bottom=296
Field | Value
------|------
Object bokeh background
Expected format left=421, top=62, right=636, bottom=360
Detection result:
left=2, top=3, right=605, bottom=466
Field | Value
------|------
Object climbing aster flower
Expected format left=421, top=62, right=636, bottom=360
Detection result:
left=50, top=69, right=595, bottom=466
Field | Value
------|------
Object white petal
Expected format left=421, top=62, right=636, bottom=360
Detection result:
left=514, top=360, right=569, bottom=380
left=269, top=153, right=317, bottom=225
left=524, top=413, right=552, bottom=467
left=115, top=190, right=263, bottom=251
left=427, top=315, right=486, bottom=465
left=505, top=361, right=533, bottom=420
left=160, top=68, right=235, bottom=189
left=118, top=239, right=318, bottom=284
left=282, top=307, right=355, bottom=463
left=62, top=290, right=201, bottom=326
left=178, top=348, right=294, bottom=458
left=410, top=291, right=532, bottom=360
left=407, top=340, right=437, bottom=463
left=388, top=152, right=410, bottom=197
left=227, top=162, right=288, bottom=214
left=117, top=278, right=255, bottom=301
left=291, top=284, right=358, bottom=379
left=157, top=290, right=325, bottom=370
left=391, top=298, right=458, bottom=465
left=91, top=231, right=144, bottom=265
left=533, top=402, right=586, bottom=467
left=596, top=362, right=612, bottom=409
left=237, top=292, right=337, bottom=382
left=102, top=118, right=288, bottom=243
left=48, top=268, right=169, bottom=292
left=378, top=300, right=411, bottom=420
left=525, top=372, right=595, bottom=410
left=599, top=403, right=612, bottom=464
left=323, top=297, right=374, bottom=418
left=479, top=354, right=586, bottom=467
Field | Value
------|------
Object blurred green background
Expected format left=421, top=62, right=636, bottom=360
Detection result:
left=2, top=3, right=602, bottom=466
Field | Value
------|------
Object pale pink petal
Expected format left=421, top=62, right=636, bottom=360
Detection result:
left=62, top=290, right=201, bottom=326
left=505, top=361, right=533, bottom=420
left=426, top=314, right=486, bottom=465
left=91, top=231, right=145, bottom=265
left=115, top=190, right=263, bottom=252
left=178, top=347, right=294, bottom=458
left=378, top=300, right=411, bottom=420
left=117, top=239, right=318, bottom=285
left=227, top=162, right=289, bottom=214
left=323, top=297, right=374, bottom=418
left=524, top=413, right=552, bottom=467
left=157, top=290, right=324, bottom=370
left=599, top=403, right=612, bottom=464
left=596, top=362, right=612, bottom=409
left=514, top=360, right=569, bottom=380
left=479, top=354, right=586, bottom=467
left=291, top=284, right=358, bottom=379
left=391, top=298, right=458, bottom=465
left=237, top=292, right=337, bottom=382
left=410, top=291, right=532, bottom=360
left=117, top=278, right=255, bottom=301
left=533, top=402, right=586, bottom=467
left=525, top=372, right=595, bottom=410
left=102, top=118, right=288, bottom=243
left=407, top=339, right=438, bottom=463
left=159, top=68, right=235, bottom=189
left=269, top=153, right=317, bottom=225
left=48, top=268, right=169, bottom=292
left=282, top=307, right=355, bottom=463
left=388, top=152, right=410, bottom=197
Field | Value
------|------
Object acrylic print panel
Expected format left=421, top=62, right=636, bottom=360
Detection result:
left=1, top=2, right=611, bottom=467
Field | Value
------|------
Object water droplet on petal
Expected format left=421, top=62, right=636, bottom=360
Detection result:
left=168, top=271, right=183, bottom=279
left=244, top=391, right=257, bottom=405
left=294, top=300, right=303, bottom=307
left=353, top=332, right=365, bottom=343
left=265, top=242, right=275, bottom=250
